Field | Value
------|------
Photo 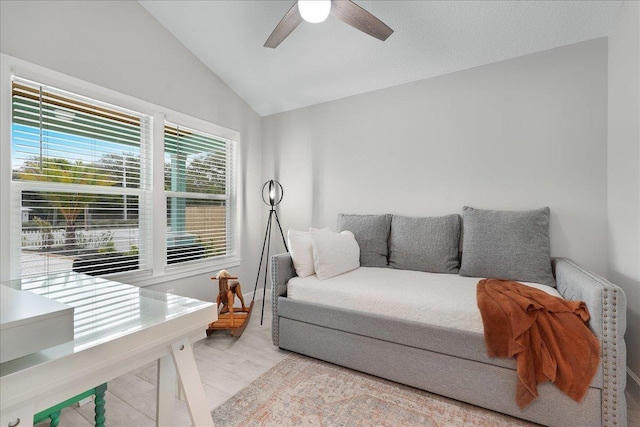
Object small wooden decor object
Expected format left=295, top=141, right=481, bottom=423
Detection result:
left=206, top=270, right=253, bottom=337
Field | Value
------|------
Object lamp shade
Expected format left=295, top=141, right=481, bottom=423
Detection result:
left=261, top=180, right=284, bottom=207
left=298, top=0, right=331, bottom=23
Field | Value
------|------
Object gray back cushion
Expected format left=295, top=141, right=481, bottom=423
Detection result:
left=459, top=206, right=556, bottom=287
left=388, top=214, right=461, bottom=274
left=337, top=214, right=391, bottom=267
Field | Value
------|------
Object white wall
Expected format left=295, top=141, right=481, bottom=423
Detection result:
left=608, top=0, right=640, bottom=385
left=0, top=0, right=264, bottom=302
left=263, top=39, right=609, bottom=275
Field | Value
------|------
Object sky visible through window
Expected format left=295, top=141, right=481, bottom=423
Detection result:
left=12, top=123, right=139, bottom=173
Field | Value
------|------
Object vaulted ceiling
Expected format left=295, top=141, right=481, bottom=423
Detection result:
left=140, top=1, right=623, bottom=117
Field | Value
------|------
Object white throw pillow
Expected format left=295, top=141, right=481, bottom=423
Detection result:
left=288, top=229, right=315, bottom=277
left=310, top=229, right=360, bottom=280
left=288, top=228, right=330, bottom=277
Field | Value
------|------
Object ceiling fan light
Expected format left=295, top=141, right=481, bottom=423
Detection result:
left=298, top=0, right=331, bottom=24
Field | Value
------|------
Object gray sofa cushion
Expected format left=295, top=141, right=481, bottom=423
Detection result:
left=459, top=206, right=556, bottom=287
left=388, top=214, right=461, bottom=274
left=337, top=214, right=391, bottom=267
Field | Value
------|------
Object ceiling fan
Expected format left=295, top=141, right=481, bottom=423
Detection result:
left=264, top=0, right=394, bottom=48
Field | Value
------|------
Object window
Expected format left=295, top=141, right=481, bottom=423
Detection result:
left=11, top=78, right=152, bottom=277
left=8, top=71, right=238, bottom=281
left=164, top=123, right=236, bottom=266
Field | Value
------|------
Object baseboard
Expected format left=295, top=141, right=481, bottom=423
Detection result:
left=74, top=396, right=93, bottom=407
left=244, top=289, right=263, bottom=302
left=628, top=367, right=640, bottom=406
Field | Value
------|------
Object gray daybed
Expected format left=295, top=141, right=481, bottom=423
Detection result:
left=270, top=210, right=628, bottom=427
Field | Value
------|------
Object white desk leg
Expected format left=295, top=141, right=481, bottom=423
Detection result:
left=156, top=354, right=176, bottom=427
left=170, top=339, right=214, bottom=427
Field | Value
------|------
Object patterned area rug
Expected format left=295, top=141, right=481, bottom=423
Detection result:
left=211, top=353, right=538, bottom=427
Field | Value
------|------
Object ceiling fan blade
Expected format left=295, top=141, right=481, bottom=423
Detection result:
left=264, top=1, right=303, bottom=48
left=330, top=0, right=393, bottom=42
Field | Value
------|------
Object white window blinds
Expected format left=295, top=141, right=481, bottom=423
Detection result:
left=11, top=77, right=152, bottom=278
left=164, top=122, right=236, bottom=266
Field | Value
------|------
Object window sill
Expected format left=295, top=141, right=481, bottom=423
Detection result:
left=107, top=256, right=241, bottom=288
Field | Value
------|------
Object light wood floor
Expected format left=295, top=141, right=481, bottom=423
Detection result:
left=36, top=296, right=640, bottom=427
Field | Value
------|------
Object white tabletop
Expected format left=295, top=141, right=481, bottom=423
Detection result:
left=0, top=272, right=217, bottom=427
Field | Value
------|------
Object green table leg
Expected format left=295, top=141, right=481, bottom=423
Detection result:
left=94, top=383, right=107, bottom=427
left=49, top=410, right=60, bottom=427
left=33, top=383, right=107, bottom=427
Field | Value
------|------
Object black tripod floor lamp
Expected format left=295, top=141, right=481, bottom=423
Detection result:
left=252, top=180, right=288, bottom=325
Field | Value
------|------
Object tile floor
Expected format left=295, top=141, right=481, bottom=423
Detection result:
left=36, top=296, right=640, bottom=426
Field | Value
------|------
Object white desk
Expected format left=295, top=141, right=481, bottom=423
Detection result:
left=0, top=272, right=217, bottom=427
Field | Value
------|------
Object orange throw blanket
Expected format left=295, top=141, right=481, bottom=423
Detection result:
left=477, top=279, right=600, bottom=409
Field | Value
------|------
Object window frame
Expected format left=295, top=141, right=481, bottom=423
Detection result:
left=0, top=54, right=241, bottom=285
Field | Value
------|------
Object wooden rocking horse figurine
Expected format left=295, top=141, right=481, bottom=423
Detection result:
left=216, top=273, right=246, bottom=315
left=206, top=269, right=254, bottom=337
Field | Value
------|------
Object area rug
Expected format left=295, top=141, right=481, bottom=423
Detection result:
left=211, top=353, right=539, bottom=427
